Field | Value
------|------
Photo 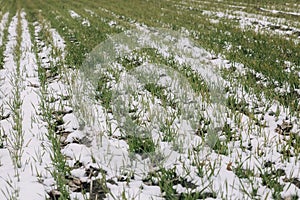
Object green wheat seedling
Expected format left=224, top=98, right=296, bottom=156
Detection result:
left=32, top=147, right=44, bottom=165
left=4, top=14, right=24, bottom=171
left=0, top=12, right=10, bottom=70
left=0, top=176, right=19, bottom=200
left=38, top=80, right=70, bottom=200
left=27, top=15, right=71, bottom=198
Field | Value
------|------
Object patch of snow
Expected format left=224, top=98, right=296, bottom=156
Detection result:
left=18, top=11, right=51, bottom=199
left=69, top=10, right=90, bottom=26
left=260, top=7, right=300, bottom=17
left=201, top=9, right=300, bottom=43
left=81, top=25, right=300, bottom=198
left=108, top=20, right=117, bottom=27
left=69, top=10, right=80, bottom=19
left=49, top=28, right=66, bottom=57
left=0, top=11, right=52, bottom=199
left=84, top=9, right=94, bottom=16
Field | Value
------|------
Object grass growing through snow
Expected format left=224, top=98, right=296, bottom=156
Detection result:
left=0, top=0, right=299, bottom=199
left=6, top=11, right=24, bottom=172
left=24, top=7, right=71, bottom=199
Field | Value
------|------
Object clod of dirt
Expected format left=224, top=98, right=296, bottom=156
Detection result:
left=54, top=116, right=64, bottom=126
left=82, top=179, right=107, bottom=200
left=174, top=178, right=198, bottom=190
left=268, top=110, right=276, bottom=116
left=27, top=82, right=40, bottom=88
left=117, top=170, right=135, bottom=182
left=59, top=132, right=72, bottom=146
left=178, top=191, right=217, bottom=199
left=73, top=160, right=83, bottom=168
left=275, top=120, right=293, bottom=135
left=85, top=166, right=106, bottom=178
left=0, top=113, right=10, bottom=120
left=54, top=125, right=65, bottom=133
left=291, top=178, right=300, bottom=189
left=68, top=178, right=82, bottom=192
left=226, top=162, right=233, bottom=171
left=48, top=189, right=61, bottom=200
left=264, top=161, right=275, bottom=168
left=106, top=179, right=118, bottom=185
left=46, top=71, right=59, bottom=79
left=195, top=127, right=207, bottom=136
left=78, top=136, right=92, bottom=147
left=65, top=175, right=109, bottom=199
left=273, top=169, right=286, bottom=177
left=284, top=178, right=300, bottom=189
left=283, top=195, right=300, bottom=200
left=52, top=109, right=73, bottom=116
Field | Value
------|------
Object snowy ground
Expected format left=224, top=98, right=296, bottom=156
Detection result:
left=0, top=1, right=300, bottom=200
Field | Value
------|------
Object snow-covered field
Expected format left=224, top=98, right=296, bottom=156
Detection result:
left=0, top=0, right=299, bottom=199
